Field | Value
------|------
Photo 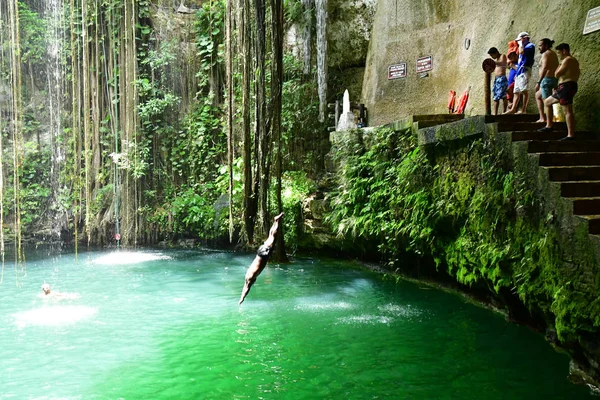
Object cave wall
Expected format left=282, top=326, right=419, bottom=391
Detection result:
left=361, top=0, right=600, bottom=129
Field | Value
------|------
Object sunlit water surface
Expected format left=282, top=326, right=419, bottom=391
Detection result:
left=0, top=249, right=595, bottom=399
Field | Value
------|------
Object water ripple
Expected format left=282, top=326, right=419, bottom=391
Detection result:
left=336, top=314, right=393, bottom=325
left=13, top=306, right=98, bottom=328
left=91, top=251, right=171, bottom=265
left=293, top=300, right=356, bottom=312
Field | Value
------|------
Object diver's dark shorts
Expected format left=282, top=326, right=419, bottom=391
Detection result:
left=552, top=81, right=578, bottom=106
left=257, top=245, right=273, bottom=258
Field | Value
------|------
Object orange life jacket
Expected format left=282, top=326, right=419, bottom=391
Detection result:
left=447, top=90, right=456, bottom=113
left=455, top=90, right=469, bottom=114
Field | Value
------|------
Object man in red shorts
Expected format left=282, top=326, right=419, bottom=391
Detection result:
left=540, top=43, right=580, bottom=140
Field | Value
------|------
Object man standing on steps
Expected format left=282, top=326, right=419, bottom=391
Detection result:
left=487, top=47, right=509, bottom=115
left=239, top=213, right=284, bottom=305
left=504, top=32, right=535, bottom=114
left=534, top=38, right=559, bottom=123
left=539, top=43, right=580, bottom=140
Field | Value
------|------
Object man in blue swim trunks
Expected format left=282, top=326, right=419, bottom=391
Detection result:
left=487, top=47, right=509, bottom=114
left=239, top=212, right=284, bottom=304
left=541, top=43, right=580, bottom=140
left=534, top=38, right=559, bottom=123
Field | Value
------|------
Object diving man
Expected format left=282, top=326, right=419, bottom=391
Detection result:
left=239, top=213, right=284, bottom=305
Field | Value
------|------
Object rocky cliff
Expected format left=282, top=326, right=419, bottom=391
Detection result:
left=361, top=0, right=600, bottom=129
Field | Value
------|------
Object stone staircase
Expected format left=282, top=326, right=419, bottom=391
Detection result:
left=385, top=113, right=464, bottom=132
left=413, top=114, right=464, bottom=128
left=486, top=114, right=600, bottom=235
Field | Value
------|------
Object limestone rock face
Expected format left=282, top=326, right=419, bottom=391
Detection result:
left=361, top=0, right=600, bottom=129
left=287, top=0, right=376, bottom=105
left=328, top=0, right=377, bottom=69
left=303, top=195, right=328, bottom=220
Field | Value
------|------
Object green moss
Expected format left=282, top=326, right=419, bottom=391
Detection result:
left=326, top=125, right=600, bottom=343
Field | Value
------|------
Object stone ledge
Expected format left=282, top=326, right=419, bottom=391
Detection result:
left=417, top=115, right=488, bottom=146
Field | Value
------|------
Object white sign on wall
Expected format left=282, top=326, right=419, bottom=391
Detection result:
left=583, top=6, right=600, bottom=35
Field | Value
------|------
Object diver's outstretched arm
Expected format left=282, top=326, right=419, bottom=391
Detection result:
left=239, top=278, right=255, bottom=305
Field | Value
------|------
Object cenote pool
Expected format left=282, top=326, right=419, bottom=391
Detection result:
left=0, top=249, right=595, bottom=399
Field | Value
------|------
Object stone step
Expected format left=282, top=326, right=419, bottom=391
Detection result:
left=499, top=122, right=567, bottom=132
left=580, top=215, right=600, bottom=234
left=413, top=114, right=464, bottom=123
left=512, top=131, right=598, bottom=142
left=538, top=152, right=600, bottom=166
left=546, top=166, right=600, bottom=182
left=528, top=140, right=600, bottom=153
left=572, top=198, right=600, bottom=215
left=415, top=115, right=465, bottom=128
left=561, top=181, right=600, bottom=198
left=485, top=114, right=540, bottom=123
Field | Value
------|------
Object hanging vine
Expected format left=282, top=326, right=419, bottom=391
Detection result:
left=0, top=0, right=296, bottom=252
left=8, top=0, right=25, bottom=272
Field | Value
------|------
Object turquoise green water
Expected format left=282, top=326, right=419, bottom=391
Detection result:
left=0, top=249, right=595, bottom=399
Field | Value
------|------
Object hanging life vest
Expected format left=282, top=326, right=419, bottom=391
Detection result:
left=447, top=90, right=456, bottom=113
left=455, top=89, right=469, bottom=114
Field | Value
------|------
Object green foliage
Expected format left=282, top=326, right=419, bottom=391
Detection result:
left=271, top=171, right=317, bottom=249
left=140, top=40, right=177, bottom=71
left=327, top=129, right=435, bottom=257
left=326, top=127, right=600, bottom=340
left=137, top=38, right=181, bottom=134
left=19, top=142, right=51, bottom=227
left=194, top=0, right=225, bottom=89
left=172, top=95, right=225, bottom=185
left=2, top=141, right=51, bottom=230
left=284, top=0, right=305, bottom=24
left=281, top=54, right=324, bottom=172
left=18, top=2, right=47, bottom=65
left=170, top=186, right=219, bottom=238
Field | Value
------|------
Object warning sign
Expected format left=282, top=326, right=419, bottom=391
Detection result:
left=416, top=56, right=433, bottom=73
left=583, top=6, right=600, bottom=35
left=388, top=63, right=407, bottom=79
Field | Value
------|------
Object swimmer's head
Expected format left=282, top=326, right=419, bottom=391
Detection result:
left=41, top=283, right=51, bottom=295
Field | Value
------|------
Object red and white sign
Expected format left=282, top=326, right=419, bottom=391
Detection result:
left=416, top=55, right=433, bottom=73
left=388, top=63, right=407, bottom=79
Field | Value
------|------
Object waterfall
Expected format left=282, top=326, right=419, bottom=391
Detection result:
left=315, top=0, right=327, bottom=122
left=45, top=0, right=65, bottom=239
left=301, top=0, right=313, bottom=76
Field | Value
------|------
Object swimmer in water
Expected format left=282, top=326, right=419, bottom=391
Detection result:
left=239, top=213, right=284, bottom=305
left=39, top=283, right=80, bottom=300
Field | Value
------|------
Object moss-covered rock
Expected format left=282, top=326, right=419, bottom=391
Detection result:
left=321, top=117, right=600, bottom=388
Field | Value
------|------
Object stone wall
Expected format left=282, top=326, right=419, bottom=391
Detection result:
left=361, top=0, right=600, bottom=129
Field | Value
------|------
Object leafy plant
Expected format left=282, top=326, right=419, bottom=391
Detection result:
left=325, top=126, right=600, bottom=341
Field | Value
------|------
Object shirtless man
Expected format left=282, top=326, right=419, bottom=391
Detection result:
left=540, top=43, right=580, bottom=140
left=239, top=213, right=284, bottom=305
left=534, top=38, right=559, bottom=123
left=487, top=47, right=509, bottom=114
